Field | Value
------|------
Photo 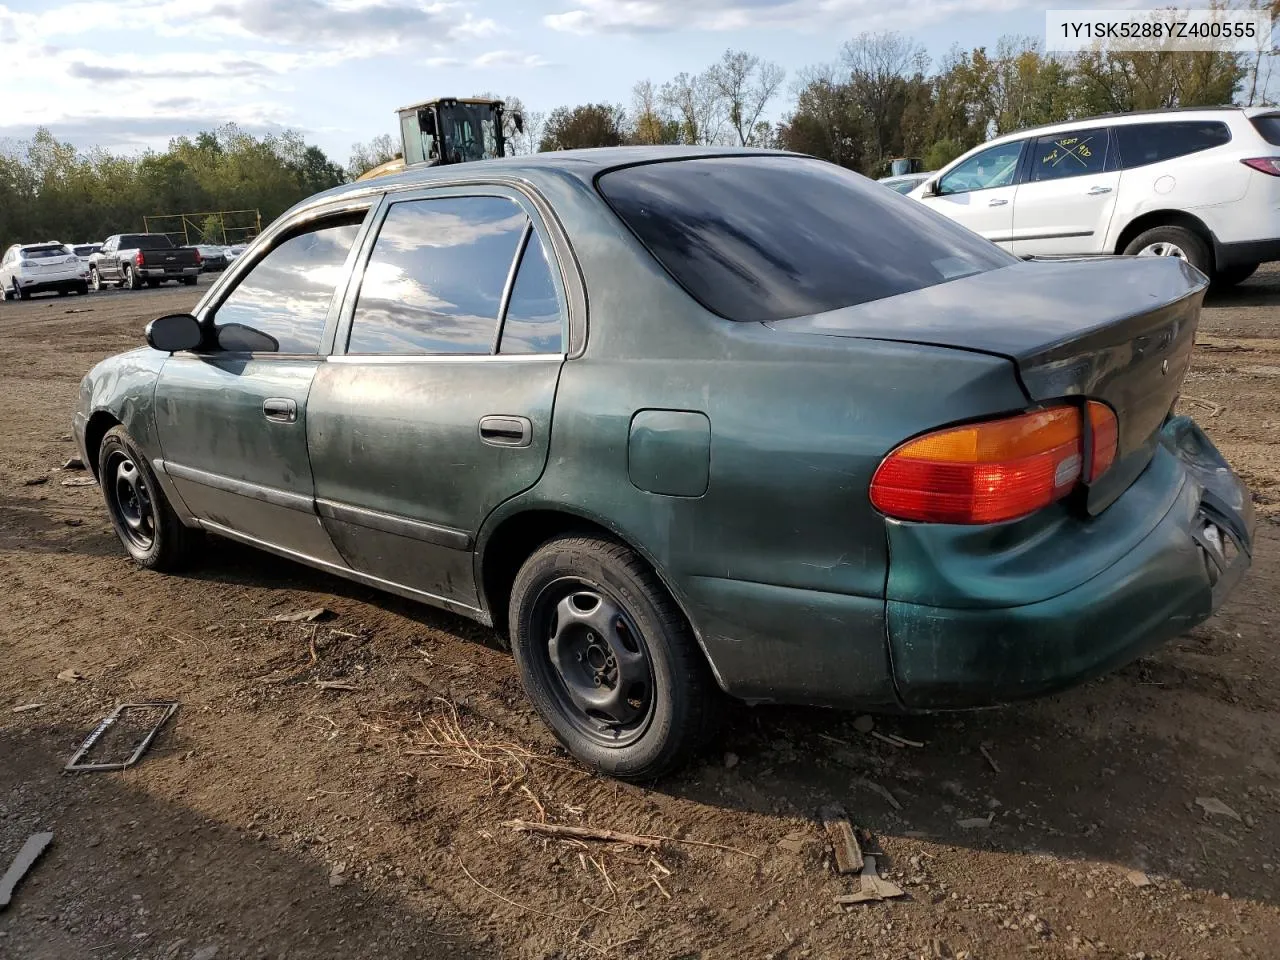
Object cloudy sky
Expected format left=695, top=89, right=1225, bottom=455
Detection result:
left=0, top=0, right=1140, bottom=163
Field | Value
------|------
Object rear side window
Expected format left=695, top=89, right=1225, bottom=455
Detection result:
left=1252, top=115, right=1280, bottom=146
left=212, top=217, right=363, bottom=354
left=499, top=232, right=563, bottom=355
left=597, top=156, right=1015, bottom=323
left=1116, top=121, right=1231, bottom=168
left=1030, top=129, right=1108, bottom=181
left=346, top=196, right=528, bottom=355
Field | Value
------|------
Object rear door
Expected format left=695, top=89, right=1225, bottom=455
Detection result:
left=306, top=188, right=568, bottom=610
left=917, top=140, right=1026, bottom=249
left=153, top=204, right=374, bottom=563
left=1011, top=127, right=1119, bottom=257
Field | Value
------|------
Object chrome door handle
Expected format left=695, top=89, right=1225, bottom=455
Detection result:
left=479, top=415, right=532, bottom=448
left=988, top=198, right=1009, bottom=207
left=263, top=398, right=297, bottom=423
left=1087, top=185, right=1113, bottom=195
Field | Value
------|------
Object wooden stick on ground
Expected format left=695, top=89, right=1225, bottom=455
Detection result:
left=503, top=819, right=661, bottom=850
left=818, top=805, right=864, bottom=875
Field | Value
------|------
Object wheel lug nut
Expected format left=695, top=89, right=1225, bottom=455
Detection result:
left=592, top=676, right=602, bottom=686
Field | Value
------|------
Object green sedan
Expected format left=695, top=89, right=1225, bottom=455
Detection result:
left=74, top=147, right=1255, bottom=780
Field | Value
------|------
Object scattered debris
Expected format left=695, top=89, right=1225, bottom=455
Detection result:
left=1126, top=870, right=1153, bottom=888
left=927, top=938, right=954, bottom=959
left=64, top=307, right=93, bottom=315
left=328, top=863, right=347, bottom=888
left=65, top=702, right=179, bottom=772
left=871, top=730, right=904, bottom=748
left=1196, top=797, right=1243, bottom=822
left=314, top=680, right=357, bottom=692
left=11, top=704, right=43, bottom=713
left=978, top=742, right=1001, bottom=773
left=819, top=804, right=863, bottom=874
left=64, top=518, right=83, bottom=527
left=21, top=477, right=47, bottom=486
left=503, top=819, right=662, bottom=850
left=61, top=476, right=96, bottom=487
left=776, top=832, right=808, bottom=855
left=854, top=777, right=903, bottom=812
left=273, top=607, right=332, bottom=623
left=0, top=832, right=54, bottom=910
left=887, top=733, right=925, bottom=748
left=957, top=813, right=995, bottom=830
left=56, top=669, right=84, bottom=682
left=852, top=715, right=875, bottom=734
left=190, top=946, right=220, bottom=960
left=833, top=853, right=905, bottom=904
left=62, top=456, right=85, bottom=470
left=1181, top=395, right=1223, bottom=418
left=723, top=751, right=740, bottom=770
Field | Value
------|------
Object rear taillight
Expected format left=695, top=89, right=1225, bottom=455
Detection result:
left=134, top=250, right=145, bottom=266
left=870, top=401, right=1118, bottom=525
left=193, top=248, right=202, bottom=265
left=1242, top=157, right=1280, bottom=177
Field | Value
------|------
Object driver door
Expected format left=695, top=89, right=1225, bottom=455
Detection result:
left=152, top=206, right=373, bottom=563
left=917, top=140, right=1027, bottom=250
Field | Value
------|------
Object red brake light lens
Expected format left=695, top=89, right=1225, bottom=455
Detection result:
left=1242, top=157, right=1280, bottom=177
left=193, top=248, right=202, bottom=264
left=870, top=401, right=1118, bottom=525
left=134, top=250, right=145, bottom=266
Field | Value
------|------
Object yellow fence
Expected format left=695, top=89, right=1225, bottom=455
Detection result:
left=142, top=209, right=263, bottom=247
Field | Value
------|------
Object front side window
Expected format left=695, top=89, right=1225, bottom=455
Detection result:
left=1116, top=121, right=1231, bottom=168
left=499, top=232, right=563, bottom=355
left=938, top=142, right=1024, bottom=195
left=1030, top=130, right=1108, bottom=181
left=211, top=217, right=363, bottom=354
left=598, top=156, right=1015, bottom=324
left=346, top=196, right=528, bottom=355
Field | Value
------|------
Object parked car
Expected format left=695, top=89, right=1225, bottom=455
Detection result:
left=909, top=106, right=1280, bottom=287
left=878, top=172, right=931, bottom=194
left=0, top=241, right=89, bottom=299
left=74, top=148, right=1254, bottom=779
left=69, top=242, right=103, bottom=267
left=89, top=234, right=201, bottom=291
left=195, top=245, right=229, bottom=272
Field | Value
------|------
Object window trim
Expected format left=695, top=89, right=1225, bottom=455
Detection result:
left=332, top=185, right=569, bottom=361
left=189, top=200, right=376, bottom=360
left=936, top=139, right=1029, bottom=196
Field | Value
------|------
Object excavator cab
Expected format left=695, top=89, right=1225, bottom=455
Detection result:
left=358, top=98, right=524, bottom=181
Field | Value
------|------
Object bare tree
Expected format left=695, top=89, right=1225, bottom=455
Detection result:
left=631, top=80, right=680, bottom=144
left=709, top=49, right=786, bottom=146
left=346, top=133, right=399, bottom=180
left=660, top=71, right=729, bottom=146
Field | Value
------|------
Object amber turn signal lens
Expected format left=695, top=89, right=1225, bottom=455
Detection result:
left=871, top=403, right=1117, bottom=525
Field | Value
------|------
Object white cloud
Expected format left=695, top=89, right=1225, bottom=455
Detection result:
left=473, top=50, right=552, bottom=68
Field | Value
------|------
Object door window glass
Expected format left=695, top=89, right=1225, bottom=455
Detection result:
left=211, top=216, right=362, bottom=354
left=1116, top=121, right=1232, bottom=168
left=346, top=196, right=528, bottom=355
left=937, top=142, right=1024, bottom=194
left=499, top=232, right=563, bottom=354
left=1031, top=130, right=1108, bottom=181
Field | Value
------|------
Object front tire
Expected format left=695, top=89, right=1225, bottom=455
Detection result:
left=1124, top=225, right=1211, bottom=279
left=98, top=426, right=196, bottom=571
left=89, top=267, right=102, bottom=292
left=509, top=535, right=719, bottom=780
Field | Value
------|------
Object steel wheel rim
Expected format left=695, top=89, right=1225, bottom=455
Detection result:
left=530, top=577, right=656, bottom=748
left=1137, top=241, right=1187, bottom=260
left=105, top=451, right=155, bottom=550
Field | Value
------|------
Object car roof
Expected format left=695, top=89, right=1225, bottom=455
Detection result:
left=291, top=146, right=795, bottom=216
left=980, top=105, right=1252, bottom=146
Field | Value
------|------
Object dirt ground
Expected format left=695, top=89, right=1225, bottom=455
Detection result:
left=1, top=267, right=1279, bottom=960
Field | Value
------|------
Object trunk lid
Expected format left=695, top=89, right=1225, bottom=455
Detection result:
left=771, top=256, right=1207, bottom=513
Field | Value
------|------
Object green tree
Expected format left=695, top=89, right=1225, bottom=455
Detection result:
left=539, top=104, right=628, bottom=151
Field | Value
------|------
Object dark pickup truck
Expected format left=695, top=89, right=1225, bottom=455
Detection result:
left=89, top=234, right=201, bottom=291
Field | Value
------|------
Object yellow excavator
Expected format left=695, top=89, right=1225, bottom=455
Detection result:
left=356, top=97, right=524, bottom=181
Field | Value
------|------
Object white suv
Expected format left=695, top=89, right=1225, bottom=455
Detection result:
left=0, top=242, right=90, bottom=300
left=909, top=107, right=1280, bottom=287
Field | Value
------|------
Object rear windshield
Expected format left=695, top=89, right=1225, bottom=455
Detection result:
left=73, top=245, right=100, bottom=256
left=20, top=245, right=69, bottom=259
left=122, top=234, right=175, bottom=250
left=596, top=156, right=1015, bottom=323
left=1252, top=114, right=1280, bottom=146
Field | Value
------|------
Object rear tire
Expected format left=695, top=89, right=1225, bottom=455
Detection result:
left=1213, top=263, right=1259, bottom=289
left=57, top=288, right=68, bottom=297
left=76, top=282, right=89, bottom=295
left=1123, top=225, right=1211, bottom=279
left=123, top=265, right=141, bottom=290
left=181, top=276, right=197, bottom=286
left=98, top=426, right=196, bottom=572
left=12, top=281, right=26, bottom=300
left=509, top=535, right=720, bottom=781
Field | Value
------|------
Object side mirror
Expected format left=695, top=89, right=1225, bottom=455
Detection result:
left=925, top=179, right=942, bottom=197
left=513, top=112, right=525, bottom=134
left=145, top=314, right=203, bottom=353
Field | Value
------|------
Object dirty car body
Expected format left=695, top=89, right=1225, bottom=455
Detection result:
left=74, top=147, right=1255, bottom=778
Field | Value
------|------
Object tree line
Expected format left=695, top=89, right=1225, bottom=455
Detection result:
left=2, top=18, right=1276, bottom=252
